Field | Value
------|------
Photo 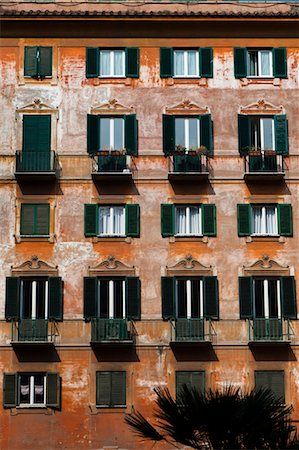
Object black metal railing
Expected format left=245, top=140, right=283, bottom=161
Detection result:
left=248, top=318, right=291, bottom=342
left=244, top=154, right=284, bottom=173
left=91, top=318, right=133, bottom=342
left=16, top=151, right=56, bottom=172
left=93, top=154, right=131, bottom=173
left=11, top=319, right=57, bottom=343
left=169, top=154, right=209, bottom=174
left=171, top=318, right=214, bottom=342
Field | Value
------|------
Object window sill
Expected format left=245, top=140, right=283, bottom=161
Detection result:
left=89, top=403, right=129, bottom=415
left=246, top=236, right=286, bottom=243
left=19, top=76, right=58, bottom=86
left=166, top=77, right=208, bottom=86
left=92, top=236, right=132, bottom=243
left=240, top=77, right=281, bottom=86
left=11, top=407, right=53, bottom=415
left=86, top=78, right=132, bottom=86
left=169, top=236, right=209, bottom=243
left=15, top=235, right=55, bottom=243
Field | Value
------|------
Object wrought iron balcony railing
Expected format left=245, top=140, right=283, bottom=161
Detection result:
left=11, top=319, right=58, bottom=344
left=169, top=154, right=209, bottom=174
left=91, top=318, right=134, bottom=343
left=244, top=154, right=284, bottom=174
left=248, top=318, right=291, bottom=342
left=171, top=318, right=215, bottom=343
left=16, top=151, right=57, bottom=173
left=92, top=154, right=132, bottom=173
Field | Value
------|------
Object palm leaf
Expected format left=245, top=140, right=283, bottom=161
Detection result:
left=124, top=410, right=164, bottom=442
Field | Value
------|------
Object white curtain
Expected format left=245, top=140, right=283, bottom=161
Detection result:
left=21, top=384, right=29, bottom=395
left=113, top=207, right=125, bottom=235
left=188, top=51, right=197, bottom=76
left=100, top=51, right=110, bottom=76
left=99, top=207, right=110, bottom=234
left=252, top=207, right=263, bottom=234
left=34, top=385, right=44, bottom=395
left=266, top=206, right=277, bottom=234
left=260, top=51, right=271, bottom=76
left=174, top=51, right=184, bottom=76
left=190, top=207, right=201, bottom=234
left=252, top=206, right=277, bottom=235
left=176, top=207, right=186, bottom=234
left=114, top=51, right=123, bottom=76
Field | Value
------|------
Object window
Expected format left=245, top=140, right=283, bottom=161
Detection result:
left=160, top=47, right=213, bottom=78
left=234, top=47, right=287, bottom=79
left=250, top=117, right=275, bottom=151
left=99, top=117, right=124, bottom=151
left=161, top=204, right=216, bottom=237
left=20, top=204, right=50, bottom=237
left=247, top=49, right=273, bottom=77
left=237, top=204, right=293, bottom=237
left=19, top=374, right=46, bottom=407
left=176, top=278, right=204, bottom=319
left=86, top=47, right=139, bottom=78
left=175, top=118, right=200, bottom=151
left=84, top=204, right=140, bottom=238
left=96, top=372, right=126, bottom=408
left=176, top=371, right=205, bottom=398
left=255, top=371, right=285, bottom=402
left=19, top=278, right=49, bottom=320
left=253, top=278, right=282, bottom=319
left=24, top=47, right=52, bottom=78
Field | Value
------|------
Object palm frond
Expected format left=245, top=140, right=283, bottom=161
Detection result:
left=124, top=410, right=164, bottom=442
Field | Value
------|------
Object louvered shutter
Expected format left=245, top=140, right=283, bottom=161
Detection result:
left=239, top=277, right=253, bottom=319
left=201, top=48, right=213, bottom=78
left=203, top=276, right=219, bottom=319
left=234, top=48, right=247, bottom=78
left=255, top=371, right=285, bottom=402
left=200, top=114, right=213, bottom=155
left=126, top=277, right=141, bottom=320
left=111, top=372, right=126, bottom=407
left=86, top=48, right=99, bottom=78
left=163, top=114, right=175, bottom=155
left=3, top=374, right=17, bottom=408
left=24, top=47, right=38, bottom=77
left=35, top=204, right=50, bottom=236
left=125, top=204, right=140, bottom=237
left=160, top=48, right=173, bottom=77
left=238, top=114, right=250, bottom=155
left=273, top=48, right=287, bottom=78
left=23, top=115, right=51, bottom=153
left=237, top=204, right=251, bottom=236
left=87, top=115, right=99, bottom=155
left=125, top=114, right=138, bottom=156
left=20, top=204, right=35, bottom=235
left=278, top=204, right=293, bottom=237
left=83, top=277, right=98, bottom=320
left=46, top=373, right=61, bottom=409
left=274, top=115, right=288, bottom=155
left=281, top=276, right=297, bottom=319
left=48, top=277, right=63, bottom=321
left=161, top=277, right=175, bottom=320
left=176, top=371, right=205, bottom=397
left=202, top=204, right=216, bottom=236
left=38, top=47, right=52, bottom=77
left=125, top=48, right=139, bottom=78
left=5, top=277, right=20, bottom=320
left=84, top=204, right=98, bottom=237
left=161, top=204, right=175, bottom=237
left=96, top=372, right=111, bottom=406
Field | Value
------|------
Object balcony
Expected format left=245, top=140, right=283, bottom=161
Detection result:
left=248, top=318, right=292, bottom=347
left=170, top=318, right=215, bottom=347
left=244, top=154, right=285, bottom=182
left=90, top=318, right=135, bottom=347
left=15, top=151, right=58, bottom=181
left=92, top=154, right=133, bottom=182
left=168, top=154, right=209, bottom=182
left=11, top=319, right=58, bottom=348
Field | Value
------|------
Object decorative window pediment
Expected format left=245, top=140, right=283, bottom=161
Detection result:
left=88, top=255, right=136, bottom=277
left=166, top=254, right=213, bottom=277
left=91, top=98, right=134, bottom=115
left=165, top=99, right=209, bottom=116
left=11, top=255, right=58, bottom=277
left=239, top=99, right=284, bottom=115
left=15, top=97, right=59, bottom=116
left=243, top=255, right=289, bottom=276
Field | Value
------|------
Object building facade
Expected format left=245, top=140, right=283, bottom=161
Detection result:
left=1, top=1, right=299, bottom=448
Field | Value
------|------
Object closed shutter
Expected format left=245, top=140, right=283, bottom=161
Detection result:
left=125, top=204, right=140, bottom=237
left=234, top=48, right=247, bottom=78
left=200, top=114, right=213, bottom=155
left=24, top=47, right=38, bottom=77
left=273, top=48, right=287, bottom=78
left=37, top=115, right=51, bottom=152
left=161, top=204, right=175, bottom=237
left=96, top=372, right=111, bottom=406
left=38, top=47, right=52, bottom=77
left=3, top=374, right=17, bottom=408
left=46, top=373, right=61, bottom=409
left=126, top=277, right=141, bottom=320
left=35, top=204, right=50, bottom=236
left=238, top=114, right=250, bottom=155
left=48, top=277, right=63, bottom=321
left=125, top=48, right=139, bottom=78
left=5, top=277, right=20, bottom=320
left=86, top=48, right=99, bottom=78
left=163, top=114, right=175, bottom=155
left=161, top=277, right=175, bottom=320
left=20, top=204, right=35, bottom=235
left=255, top=371, right=285, bottom=402
left=281, top=276, right=297, bottom=319
left=83, top=277, right=98, bottom=320
left=203, top=276, right=219, bottom=319
left=23, top=115, right=51, bottom=152
left=202, top=204, right=216, bottom=236
left=274, top=115, right=288, bottom=155
left=125, top=114, right=138, bottom=156
left=87, top=114, right=99, bottom=155
left=201, top=48, right=213, bottom=78
left=237, top=204, right=251, bottom=236
left=176, top=371, right=205, bottom=398
left=278, top=204, right=292, bottom=236
left=239, top=277, right=253, bottom=319
left=160, top=48, right=173, bottom=77
left=84, top=204, right=98, bottom=237
left=111, top=372, right=126, bottom=407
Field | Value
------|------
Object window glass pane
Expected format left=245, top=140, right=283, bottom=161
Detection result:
left=177, top=280, right=187, bottom=318
left=22, top=280, right=33, bottom=319
left=34, top=375, right=44, bottom=404
left=262, top=118, right=274, bottom=150
left=174, top=51, right=184, bottom=76
left=36, top=280, right=47, bottom=319
left=248, top=51, right=258, bottom=76
left=113, top=119, right=124, bottom=150
left=191, top=280, right=201, bottom=318
left=114, top=280, right=124, bottom=318
left=268, top=279, right=279, bottom=318
left=99, top=207, right=110, bottom=234
left=100, top=51, right=110, bottom=76
left=19, top=375, right=30, bottom=404
left=175, top=206, right=187, bottom=235
left=252, top=206, right=262, bottom=234
left=100, top=118, right=110, bottom=150
left=114, top=51, right=124, bottom=76
left=260, top=51, right=271, bottom=76
left=188, top=119, right=199, bottom=149
left=113, top=207, right=125, bottom=235
left=254, top=279, right=265, bottom=318
left=250, top=117, right=261, bottom=150
left=175, top=119, right=185, bottom=148
left=265, top=206, right=277, bottom=234
left=187, top=51, right=197, bottom=76
left=190, top=206, right=201, bottom=234
left=99, top=280, right=109, bottom=318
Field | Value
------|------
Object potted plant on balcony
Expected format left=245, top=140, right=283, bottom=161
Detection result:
left=174, top=144, right=187, bottom=155
left=248, top=146, right=261, bottom=156
left=264, top=149, right=276, bottom=156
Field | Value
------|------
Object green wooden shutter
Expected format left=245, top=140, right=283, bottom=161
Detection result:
left=278, top=204, right=292, bottom=237
left=87, top=114, right=99, bottom=155
left=202, top=204, right=216, bottom=237
left=126, top=277, right=141, bottom=320
left=161, top=277, right=175, bottom=320
left=275, top=115, right=288, bottom=155
left=24, top=46, right=38, bottom=77
left=83, top=277, right=98, bottom=320
left=201, top=48, right=213, bottom=78
left=176, top=371, right=205, bottom=398
left=35, top=204, right=50, bottom=236
left=281, top=276, right=297, bottom=319
left=234, top=48, right=247, bottom=78
left=239, top=277, right=253, bottom=319
left=255, top=371, right=285, bottom=402
left=3, top=374, right=17, bottom=408
left=238, top=114, right=250, bottom=155
left=5, top=277, right=20, bottom=320
left=111, top=372, right=126, bottom=406
left=203, top=276, right=219, bottom=320
left=160, top=48, right=173, bottom=77
left=125, top=114, right=138, bottom=156
left=125, top=47, right=139, bottom=78
left=23, top=115, right=51, bottom=152
left=46, top=373, right=61, bottom=409
left=161, top=204, right=175, bottom=237
left=237, top=204, right=251, bottom=236
left=38, top=47, right=52, bottom=77
left=20, top=204, right=35, bottom=235
left=125, top=204, right=140, bottom=237
left=273, top=48, right=287, bottom=78
left=200, top=114, right=213, bottom=155
left=86, top=47, right=99, bottom=78
left=48, top=277, right=63, bottom=321
left=84, top=204, right=98, bottom=237
left=96, top=372, right=111, bottom=406
left=163, top=114, right=175, bottom=155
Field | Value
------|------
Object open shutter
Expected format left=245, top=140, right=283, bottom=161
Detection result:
left=237, top=204, right=251, bottom=236
left=255, top=371, right=285, bottom=402
left=96, top=372, right=111, bottom=406
left=36, top=204, right=50, bottom=236
left=125, top=114, right=138, bottom=156
left=281, top=276, right=297, bottom=319
left=24, top=46, right=38, bottom=77
left=125, top=48, right=139, bottom=78
left=126, top=277, right=141, bottom=320
left=48, top=277, right=63, bottom=322
left=278, top=204, right=293, bottom=237
left=3, top=374, right=17, bottom=408
left=5, top=277, right=20, bottom=320
left=202, top=204, right=216, bottom=237
left=239, top=277, right=253, bottom=319
left=125, top=204, right=140, bottom=237
left=84, top=277, right=98, bottom=320
left=20, top=204, right=35, bottom=235
left=111, top=372, right=126, bottom=407
left=273, top=48, right=287, bottom=78
left=161, top=204, right=175, bottom=237
left=161, top=277, right=175, bottom=320
left=163, top=114, right=175, bottom=155
left=46, top=373, right=61, bottom=409
left=160, top=48, right=173, bottom=77
left=84, top=204, right=98, bottom=237
left=86, top=47, right=99, bottom=78
left=87, top=114, right=99, bottom=155
left=238, top=114, right=250, bottom=155
left=38, top=47, right=52, bottom=77
left=275, top=115, right=288, bottom=155
left=200, top=114, right=213, bottom=155
left=234, top=48, right=247, bottom=78
left=201, top=48, right=213, bottom=78
left=203, top=276, right=219, bottom=320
